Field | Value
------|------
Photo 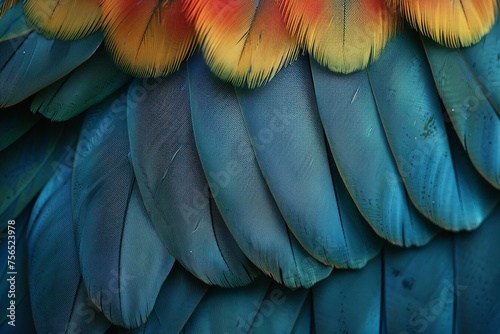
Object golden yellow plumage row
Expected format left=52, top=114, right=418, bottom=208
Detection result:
left=2, top=0, right=498, bottom=87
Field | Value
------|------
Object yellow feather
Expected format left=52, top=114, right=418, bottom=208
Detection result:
left=387, top=0, right=498, bottom=47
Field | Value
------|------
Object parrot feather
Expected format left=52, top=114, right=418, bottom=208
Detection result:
left=423, top=25, right=500, bottom=189
left=23, top=0, right=101, bottom=40
left=0, top=31, right=102, bottom=107
left=237, top=55, right=383, bottom=267
left=0, top=98, right=41, bottom=151
left=31, top=46, right=131, bottom=121
left=280, top=0, right=399, bottom=73
left=387, top=0, right=498, bottom=47
left=129, top=263, right=208, bottom=334
left=0, top=0, right=16, bottom=17
left=313, top=256, right=382, bottom=333
left=188, top=51, right=332, bottom=288
left=368, top=26, right=499, bottom=230
left=291, top=292, right=312, bottom=333
left=183, top=0, right=298, bottom=88
left=312, top=61, right=439, bottom=246
left=0, top=119, right=79, bottom=231
left=127, top=66, right=258, bottom=288
left=27, top=153, right=112, bottom=333
left=101, top=0, right=195, bottom=77
left=0, top=2, right=31, bottom=42
left=72, top=91, right=174, bottom=328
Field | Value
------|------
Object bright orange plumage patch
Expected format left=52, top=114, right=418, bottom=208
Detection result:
left=183, top=0, right=299, bottom=88
left=23, top=0, right=101, bottom=40
left=280, top=0, right=399, bottom=74
left=387, top=0, right=498, bottom=47
left=101, top=0, right=195, bottom=78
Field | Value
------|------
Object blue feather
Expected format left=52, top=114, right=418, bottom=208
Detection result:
left=129, top=263, right=208, bottom=333
left=312, top=60, right=439, bottom=247
left=0, top=31, right=102, bottom=107
left=0, top=98, right=41, bottom=151
left=0, top=2, right=31, bottom=43
left=423, top=27, right=500, bottom=189
left=237, top=56, right=382, bottom=268
left=313, top=257, right=382, bottom=333
left=127, top=65, right=258, bottom=288
left=27, top=152, right=111, bottom=333
left=72, top=90, right=174, bottom=328
left=188, top=51, right=332, bottom=288
left=0, top=119, right=79, bottom=230
left=368, top=26, right=498, bottom=230
left=31, top=46, right=131, bottom=121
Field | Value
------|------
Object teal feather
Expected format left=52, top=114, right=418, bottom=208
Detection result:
left=27, top=152, right=111, bottom=333
left=188, top=51, right=332, bottom=288
left=127, top=65, right=258, bottom=287
left=0, top=294, right=36, bottom=332
left=0, top=31, right=102, bottom=107
left=423, top=30, right=500, bottom=189
left=312, top=60, right=439, bottom=247
left=0, top=118, right=79, bottom=230
left=313, top=257, right=382, bottom=333
left=183, top=276, right=272, bottom=333
left=31, top=46, right=131, bottom=121
left=128, top=263, right=208, bottom=334
left=368, top=27, right=498, bottom=230
left=0, top=3, right=31, bottom=42
left=291, top=292, right=312, bottom=334
left=460, top=18, right=500, bottom=117
left=237, top=56, right=380, bottom=268
left=72, top=91, right=174, bottom=328
left=0, top=98, right=41, bottom=151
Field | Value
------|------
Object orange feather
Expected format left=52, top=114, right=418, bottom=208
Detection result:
left=280, top=0, right=400, bottom=74
left=101, top=0, right=195, bottom=78
left=387, top=0, right=498, bottom=47
left=183, top=0, right=299, bottom=88
left=23, top=0, right=101, bottom=40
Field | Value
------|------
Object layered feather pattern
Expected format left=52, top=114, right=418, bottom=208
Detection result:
left=0, top=2, right=500, bottom=333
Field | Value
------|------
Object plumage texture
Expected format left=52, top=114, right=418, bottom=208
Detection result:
left=0, top=31, right=102, bottom=107
left=0, top=0, right=16, bottom=17
left=281, top=0, right=399, bottom=73
left=31, top=46, right=131, bottom=121
left=184, top=0, right=299, bottom=87
left=0, top=2, right=31, bottom=42
left=27, top=153, right=111, bottom=333
left=23, top=0, right=101, bottom=40
left=0, top=2, right=499, bottom=332
left=128, top=66, right=259, bottom=288
left=72, top=91, right=174, bottom=328
left=101, top=0, right=195, bottom=77
left=387, top=0, right=498, bottom=47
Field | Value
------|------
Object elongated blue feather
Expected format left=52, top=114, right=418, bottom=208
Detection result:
left=368, top=26, right=498, bottom=230
left=0, top=31, right=102, bottom=107
left=237, top=56, right=381, bottom=268
left=188, top=51, right=332, bottom=288
left=460, top=18, right=500, bottom=117
left=0, top=119, right=79, bottom=230
left=72, top=90, right=174, bottom=328
left=291, top=292, right=312, bottom=334
left=454, top=204, right=500, bottom=331
left=312, top=60, right=439, bottom=247
left=183, top=276, right=272, bottom=333
left=127, top=65, right=258, bottom=288
left=0, top=2, right=31, bottom=42
left=31, top=46, right=131, bottom=121
left=313, top=257, right=382, bottom=333
left=0, top=99, right=41, bottom=151
left=27, top=155, right=111, bottom=333
left=423, top=29, right=500, bottom=189
left=129, top=263, right=208, bottom=333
